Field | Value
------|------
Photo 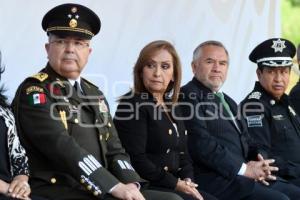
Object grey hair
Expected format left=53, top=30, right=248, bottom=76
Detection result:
left=192, top=40, right=229, bottom=63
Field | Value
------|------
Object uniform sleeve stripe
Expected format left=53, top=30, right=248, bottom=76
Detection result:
left=124, top=161, right=134, bottom=170
left=79, top=155, right=102, bottom=176
left=79, top=161, right=92, bottom=175
left=117, top=160, right=126, bottom=169
left=88, top=155, right=102, bottom=168
left=84, top=157, right=97, bottom=171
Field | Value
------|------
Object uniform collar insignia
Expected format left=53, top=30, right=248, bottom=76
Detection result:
left=99, top=99, right=108, bottom=113
left=289, top=106, right=296, bottom=116
left=55, top=78, right=66, bottom=87
left=271, top=38, right=286, bottom=53
left=248, top=91, right=261, bottom=99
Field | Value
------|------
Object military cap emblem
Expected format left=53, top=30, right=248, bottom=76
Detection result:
left=69, top=19, right=77, bottom=28
left=71, top=6, right=77, bottom=13
left=271, top=38, right=286, bottom=53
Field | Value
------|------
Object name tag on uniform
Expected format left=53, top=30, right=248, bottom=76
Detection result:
left=246, top=115, right=263, bottom=127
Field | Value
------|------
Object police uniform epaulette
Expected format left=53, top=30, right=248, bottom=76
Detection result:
left=82, top=78, right=98, bottom=89
left=248, top=91, right=262, bottom=100
left=30, top=72, right=49, bottom=82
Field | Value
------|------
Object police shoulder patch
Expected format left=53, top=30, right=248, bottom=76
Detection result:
left=248, top=91, right=261, bottom=100
left=31, top=73, right=48, bottom=82
left=246, top=115, right=263, bottom=127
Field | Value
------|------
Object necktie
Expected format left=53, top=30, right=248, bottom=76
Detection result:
left=215, top=92, right=233, bottom=117
left=215, top=92, right=241, bottom=133
left=73, top=81, right=82, bottom=94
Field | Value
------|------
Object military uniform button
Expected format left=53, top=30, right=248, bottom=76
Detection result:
left=87, top=185, right=92, bottom=190
left=95, top=119, right=99, bottom=123
left=99, top=135, right=103, bottom=140
left=80, top=178, right=85, bottom=184
left=93, top=191, right=99, bottom=196
left=74, top=118, right=79, bottom=123
left=166, top=148, right=170, bottom=154
left=168, top=129, right=172, bottom=135
left=185, top=130, right=188, bottom=135
left=180, top=151, right=185, bottom=155
left=164, top=166, right=169, bottom=171
left=108, top=122, right=112, bottom=127
left=50, top=178, right=56, bottom=184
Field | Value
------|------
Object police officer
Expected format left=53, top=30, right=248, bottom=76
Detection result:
left=240, top=38, right=300, bottom=188
left=289, top=43, right=300, bottom=114
left=12, top=3, right=183, bottom=200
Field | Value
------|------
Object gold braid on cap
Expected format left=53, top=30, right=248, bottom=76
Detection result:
left=47, top=26, right=94, bottom=37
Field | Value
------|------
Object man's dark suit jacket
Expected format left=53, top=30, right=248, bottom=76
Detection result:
left=180, top=77, right=256, bottom=199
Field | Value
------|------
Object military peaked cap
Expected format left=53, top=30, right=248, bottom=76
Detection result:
left=42, top=3, right=101, bottom=39
left=249, top=38, right=296, bottom=67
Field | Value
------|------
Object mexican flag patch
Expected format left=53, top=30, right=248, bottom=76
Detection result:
left=29, top=93, right=46, bottom=105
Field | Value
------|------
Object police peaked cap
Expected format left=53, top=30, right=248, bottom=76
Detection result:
left=42, top=3, right=101, bottom=39
left=249, top=38, right=296, bottom=67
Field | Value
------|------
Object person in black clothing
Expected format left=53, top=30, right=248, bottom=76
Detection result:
left=0, top=52, right=46, bottom=200
left=114, top=40, right=217, bottom=200
left=241, top=38, right=300, bottom=187
left=180, top=40, right=300, bottom=200
left=289, top=43, right=300, bottom=114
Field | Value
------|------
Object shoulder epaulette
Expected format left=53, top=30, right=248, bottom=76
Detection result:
left=82, top=78, right=98, bottom=89
left=248, top=91, right=262, bottom=100
left=30, top=72, right=48, bottom=82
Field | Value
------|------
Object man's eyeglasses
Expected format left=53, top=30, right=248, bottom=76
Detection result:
left=49, top=39, right=90, bottom=50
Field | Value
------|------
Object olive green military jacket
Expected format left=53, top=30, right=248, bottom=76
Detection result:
left=12, top=64, right=142, bottom=198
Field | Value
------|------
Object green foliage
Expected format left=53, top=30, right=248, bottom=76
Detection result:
left=290, top=0, right=300, bottom=6
left=281, top=0, right=300, bottom=46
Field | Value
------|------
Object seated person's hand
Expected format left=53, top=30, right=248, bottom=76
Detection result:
left=245, top=154, right=278, bottom=186
left=0, top=179, right=10, bottom=195
left=176, top=179, right=203, bottom=200
left=7, top=175, right=31, bottom=200
left=110, top=182, right=145, bottom=200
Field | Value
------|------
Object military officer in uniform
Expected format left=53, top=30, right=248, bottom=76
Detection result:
left=289, top=43, right=300, bottom=114
left=11, top=3, right=183, bottom=200
left=240, top=38, right=300, bottom=187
